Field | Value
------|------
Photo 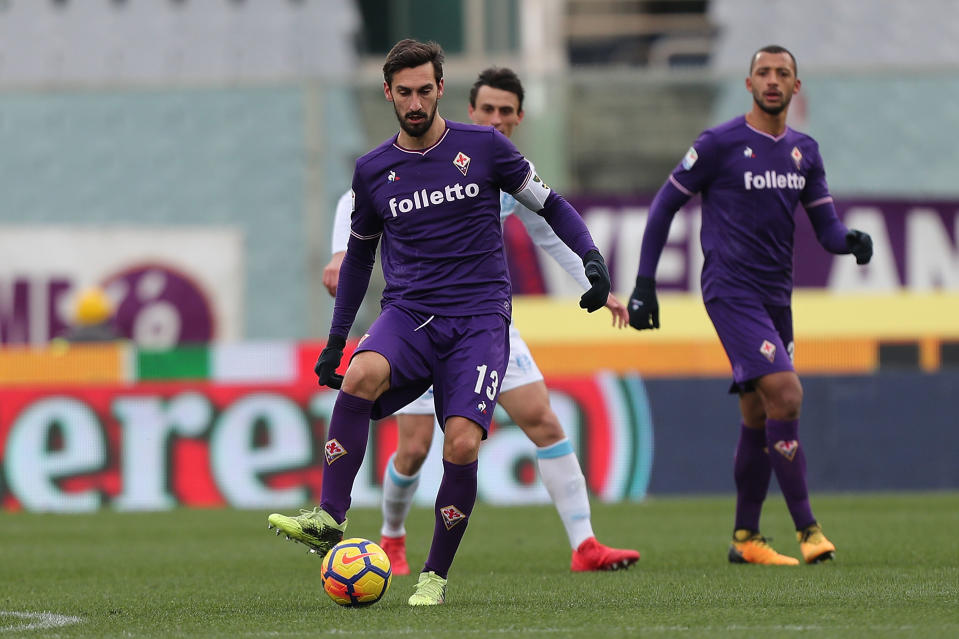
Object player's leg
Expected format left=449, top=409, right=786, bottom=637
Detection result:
left=409, top=415, right=483, bottom=606
left=726, top=388, right=798, bottom=564
left=320, top=350, right=392, bottom=519
left=408, top=313, right=506, bottom=606
left=761, top=302, right=834, bottom=562
left=733, top=390, right=772, bottom=534
left=706, top=297, right=800, bottom=565
left=268, top=307, right=432, bottom=556
left=267, top=350, right=388, bottom=554
left=383, top=415, right=433, bottom=532
left=755, top=369, right=835, bottom=563
left=755, top=370, right=810, bottom=530
left=383, top=394, right=436, bottom=535
left=498, top=379, right=639, bottom=571
left=380, top=393, right=436, bottom=575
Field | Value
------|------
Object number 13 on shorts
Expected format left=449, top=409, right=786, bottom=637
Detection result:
left=474, top=364, right=500, bottom=400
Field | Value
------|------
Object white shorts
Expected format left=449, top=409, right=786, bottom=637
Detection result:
left=394, top=323, right=543, bottom=415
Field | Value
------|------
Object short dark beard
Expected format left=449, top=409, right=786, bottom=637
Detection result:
left=753, top=90, right=791, bottom=116
left=394, top=102, right=437, bottom=138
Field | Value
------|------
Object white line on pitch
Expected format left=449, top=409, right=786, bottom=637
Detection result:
left=0, top=611, right=83, bottom=633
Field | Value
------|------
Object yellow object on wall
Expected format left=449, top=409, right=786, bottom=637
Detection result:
left=0, top=343, right=131, bottom=386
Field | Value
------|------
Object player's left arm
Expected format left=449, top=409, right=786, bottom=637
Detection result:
left=516, top=183, right=609, bottom=312
left=802, top=145, right=872, bottom=264
left=514, top=203, right=590, bottom=288
left=491, top=132, right=609, bottom=312
left=514, top=204, right=627, bottom=326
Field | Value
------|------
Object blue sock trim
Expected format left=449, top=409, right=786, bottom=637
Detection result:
left=536, top=438, right=574, bottom=459
left=385, top=452, right=420, bottom=487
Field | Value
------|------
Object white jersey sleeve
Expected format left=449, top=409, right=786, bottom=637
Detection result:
left=512, top=202, right=591, bottom=290
left=330, top=189, right=353, bottom=254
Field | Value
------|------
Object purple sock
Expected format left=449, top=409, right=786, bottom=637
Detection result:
left=765, top=418, right=815, bottom=530
left=733, top=423, right=772, bottom=532
left=423, top=459, right=478, bottom=579
left=319, top=391, right=373, bottom=523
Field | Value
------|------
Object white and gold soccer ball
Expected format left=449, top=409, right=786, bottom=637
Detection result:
left=321, top=538, right=392, bottom=606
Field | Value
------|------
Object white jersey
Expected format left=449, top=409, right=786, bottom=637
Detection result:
left=330, top=189, right=353, bottom=255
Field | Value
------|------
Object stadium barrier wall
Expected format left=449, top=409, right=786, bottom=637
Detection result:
left=644, top=372, right=959, bottom=495
left=0, top=341, right=651, bottom=512
left=1, top=337, right=956, bottom=513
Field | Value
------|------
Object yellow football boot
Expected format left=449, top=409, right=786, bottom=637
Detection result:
left=267, top=507, right=347, bottom=556
left=728, top=529, right=800, bottom=565
left=798, top=523, right=836, bottom=564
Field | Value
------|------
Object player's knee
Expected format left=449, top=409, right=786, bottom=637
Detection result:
left=517, top=406, right=564, bottom=447
left=766, top=387, right=803, bottom=420
left=393, top=449, right=427, bottom=475
left=442, top=423, right=482, bottom=464
left=340, top=359, right=390, bottom=399
left=396, top=442, right=430, bottom=473
left=443, top=438, right=479, bottom=464
left=341, top=375, right=379, bottom=399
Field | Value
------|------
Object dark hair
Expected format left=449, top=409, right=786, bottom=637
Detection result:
left=382, top=39, right=445, bottom=87
left=468, top=67, right=525, bottom=112
left=750, top=45, right=797, bottom=76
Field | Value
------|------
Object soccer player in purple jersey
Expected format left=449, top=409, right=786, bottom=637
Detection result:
left=324, top=67, right=639, bottom=576
left=628, top=45, right=873, bottom=565
left=267, top=40, right=612, bottom=606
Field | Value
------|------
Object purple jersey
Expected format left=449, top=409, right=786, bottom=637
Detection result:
left=348, top=121, right=530, bottom=320
left=667, top=115, right=833, bottom=304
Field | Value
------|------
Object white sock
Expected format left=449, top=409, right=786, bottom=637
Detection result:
left=536, top=439, right=594, bottom=549
left=380, top=453, right=421, bottom=538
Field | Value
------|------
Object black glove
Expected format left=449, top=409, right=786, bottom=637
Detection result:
left=628, top=276, right=659, bottom=330
left=579, top=249, right=611, bottom=313
left=846, top=229, right=873, bottom=265
left=314, top=334, right=346, bottom=389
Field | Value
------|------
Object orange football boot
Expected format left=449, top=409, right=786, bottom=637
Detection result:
left=797, top=523, right=836, bottom=564
left=728, top=529, right=799, bottom=565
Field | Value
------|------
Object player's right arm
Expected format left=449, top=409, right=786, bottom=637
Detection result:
left=630, top=132, right=716, bottom=330
left=329, top=179, right=381, bottom=341
left=322, top=190, right=354, bottom=297
left=317, top=176, right=381, bottom=389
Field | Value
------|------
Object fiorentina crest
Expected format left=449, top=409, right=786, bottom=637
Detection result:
left=791, top=146, right=803, bottom=169
left=759, top=339, right=777, bottom=362
left=773, top=439, right=799, bottom=461
left=440, top=504, right=466, bottom=530
left=325, top=438, right=347, bottom=464
left=453, top=151, right=471, bottom=176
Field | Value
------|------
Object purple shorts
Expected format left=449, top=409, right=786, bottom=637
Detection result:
left=353, top=304, right=509, bottom=436
left=704, top=297, right=795, bottom=394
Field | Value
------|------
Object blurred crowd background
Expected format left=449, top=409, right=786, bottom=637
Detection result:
left=2, top=0, right=956, bottom=344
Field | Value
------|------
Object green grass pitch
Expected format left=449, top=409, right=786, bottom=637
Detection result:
left=2, top=492, right=957, bottom=638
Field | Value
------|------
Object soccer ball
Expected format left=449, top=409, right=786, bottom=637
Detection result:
left=321, top=538, right=392, bottom=606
